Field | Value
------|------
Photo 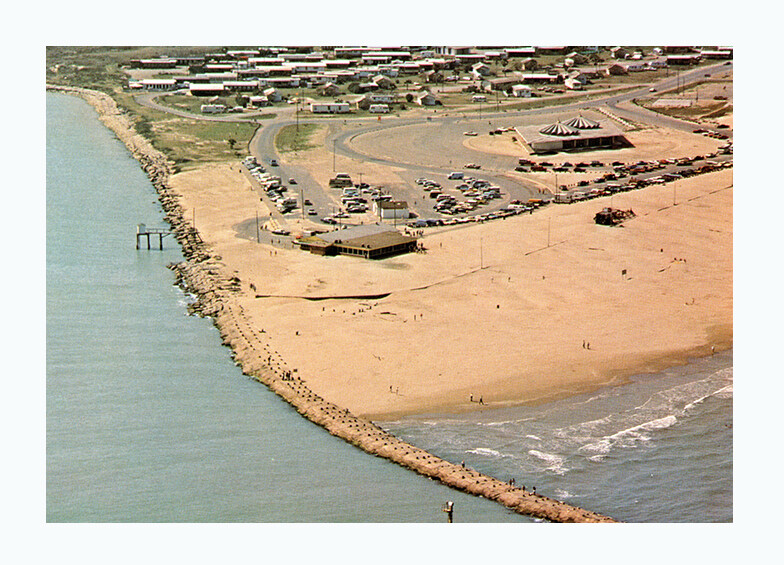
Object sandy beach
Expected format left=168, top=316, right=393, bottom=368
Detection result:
left=48, top=84, right=731, bottom=522
left=168, top=159, right=732, bottom=421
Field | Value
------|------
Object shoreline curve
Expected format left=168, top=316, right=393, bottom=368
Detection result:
left=46, top=84, right=617, bottom=523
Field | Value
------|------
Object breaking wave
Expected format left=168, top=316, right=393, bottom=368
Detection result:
left=528, top=449, right=568, bottom=475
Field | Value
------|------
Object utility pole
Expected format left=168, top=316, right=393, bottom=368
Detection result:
left=255, top=210, right=259, bottom=243
left=333, top=138, right=336, bottom=172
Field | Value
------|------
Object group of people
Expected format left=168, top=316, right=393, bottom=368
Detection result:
left=469, top=394, right=484, bottom=405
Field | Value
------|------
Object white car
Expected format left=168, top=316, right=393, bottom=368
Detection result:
left=463, top=131, right=478, bottom=136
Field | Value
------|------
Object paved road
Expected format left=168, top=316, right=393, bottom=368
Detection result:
left=136, top=61, right=732, bottom=225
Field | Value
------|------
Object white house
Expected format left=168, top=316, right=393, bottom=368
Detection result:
left=201, top=104, right=227, bottom=114
left=263, top=87, right=282, bottom=102
left=511, top=84, right=532, bottom=98
left=471, top=62, right=491, bottom=76
left=310, top=102, right=350, bottom=114
left=141, top=79, right=177, bottom=91
left=414, top=91, right=437, bottom=106
left=248, top=95, right=270, bottom=107
left=369, top=92, right=395, bottom=104
left=374, top=200, right=409, bottom=220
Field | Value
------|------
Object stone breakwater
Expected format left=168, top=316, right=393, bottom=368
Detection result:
left=48, top=85, right=617, bottom=523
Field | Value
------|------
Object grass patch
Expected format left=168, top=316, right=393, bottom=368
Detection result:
left=275, top=123, right=324, bottom=153
left=113, top=90, right=259, bottom=169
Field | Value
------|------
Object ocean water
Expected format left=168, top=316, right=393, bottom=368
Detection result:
left=46, top=91, right=529, bottom=523
left=46, top=91, right=731, bottom=523
left=381, top=350, right=733, bottom=523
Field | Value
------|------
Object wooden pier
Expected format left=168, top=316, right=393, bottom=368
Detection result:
left=136, top=223, right=172, bottom=250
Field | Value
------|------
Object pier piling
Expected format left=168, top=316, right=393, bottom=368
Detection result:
left=136, top=223, right=172, bottom=250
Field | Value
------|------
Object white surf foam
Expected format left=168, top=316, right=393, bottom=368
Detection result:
left=553, top=488, right=573, bottom=499
left=607, top=415, right=678, bottom=444
left=528, top=449, right=568, bottom=475
left=466, top=447, right=512, bottom=459
left=578, top=415, right=678, bottom=458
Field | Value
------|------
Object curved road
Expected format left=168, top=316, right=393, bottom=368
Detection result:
left=134, top=61, right=732, bottom=223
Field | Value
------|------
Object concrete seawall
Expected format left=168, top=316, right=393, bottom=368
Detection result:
left=48, top=84, right=617, bottom=523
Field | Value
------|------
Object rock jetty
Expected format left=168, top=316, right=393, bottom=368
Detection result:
left=47, top=84, right=617, bottom=523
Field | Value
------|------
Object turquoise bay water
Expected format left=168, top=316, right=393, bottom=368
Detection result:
left=47, top=91, right=731, bottom=523
left=46, top=92, right=528, bottom=522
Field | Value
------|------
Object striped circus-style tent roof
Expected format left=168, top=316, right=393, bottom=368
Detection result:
left=539, top=122, right=579, bottom=136
left=564, top=115, right=600, bottom=129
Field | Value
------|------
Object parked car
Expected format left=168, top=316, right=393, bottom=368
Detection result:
left=288, top=178, right=297, bottom=184
left=463, top=131, right=478, bottom=136
left=270, top=159, right=278, bottom=166
left=464, top=163, right=481, bottom=169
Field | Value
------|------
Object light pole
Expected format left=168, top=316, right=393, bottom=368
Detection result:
left=333, top=138, right=336, bottom=172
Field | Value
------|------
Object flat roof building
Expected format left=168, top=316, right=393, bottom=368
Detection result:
left=295, top=224, right=417, bottom=259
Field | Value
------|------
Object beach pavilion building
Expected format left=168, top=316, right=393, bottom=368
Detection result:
left=295, top=224, right=418, bottom=259
left=515, top=116, right=628, bottom=154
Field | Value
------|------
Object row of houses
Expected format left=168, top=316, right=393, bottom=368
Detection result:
left=131, top=46, right=732, bottom=72
left=309, top=89, right=438, bottom=114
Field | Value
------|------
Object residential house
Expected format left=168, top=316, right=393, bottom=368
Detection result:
left=263, top=87, right=282, bottom=102
left=414, top=90, right=437, bottom=105
left=372, top=74, right=395, bottom=89
left=318, top=82, right=340, bottom=96
left=471, top=62, right=491, bottom=76
left=605, top=63, right=628, bottom=76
